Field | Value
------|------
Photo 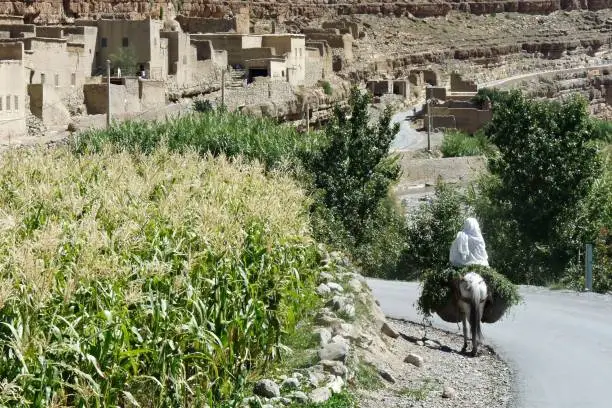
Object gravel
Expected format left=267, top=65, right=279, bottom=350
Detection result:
left=357, top=318, right=512, bottom=408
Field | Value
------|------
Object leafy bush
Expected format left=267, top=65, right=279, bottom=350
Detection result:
left=441, top=130, right=493, bottom=157
left=398, top=181, right=466, bottom=280
left=0, top=146, right=320, bottom=407
left=475, top=90, right=604, bottom=284
left=321, top=81, right=333, bottom=96
left=193, top=98, right=214, bottom=113
left=72, top=110, right=323, bottom=170
left=417, top=265, right=521, bottom=318
left=306, top=87, right=405, bottom=277
left=590, top=118, right=612, bottom=143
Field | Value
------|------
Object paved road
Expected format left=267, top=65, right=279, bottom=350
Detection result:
left=389, top=105, right=444, bottom=152
left=367, top=278, right=612, bottom=408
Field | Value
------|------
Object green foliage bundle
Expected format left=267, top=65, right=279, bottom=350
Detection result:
left=475, top=90, right=605, bottom=284
left=305, top=87, right=405, bottom=277
left=441, top=130, right=494, bottom=157
left=0, top=147, right=320, bottom=407
left=398, top=181, right=466, bottom=280
left=417, top=265, right=521, bottom=318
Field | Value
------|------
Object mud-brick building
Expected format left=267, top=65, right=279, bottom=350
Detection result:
left=190, top=33, right=306, bottom=85
left=79, top=18, right=168, bottom=80
left=0, top=41, right=26, bottom=137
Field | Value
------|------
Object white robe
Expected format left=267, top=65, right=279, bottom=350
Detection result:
left=449, top=217, right=489, bottom=267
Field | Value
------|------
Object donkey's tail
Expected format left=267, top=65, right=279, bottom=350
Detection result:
left=469, top=291, right=483, bottom=341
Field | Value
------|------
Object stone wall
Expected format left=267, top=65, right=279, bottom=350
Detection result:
left=83, top=78, right=165, bottom=115
left=27, top=83, right=71, bottom=126
left=223, top=78, right=296, bottom=110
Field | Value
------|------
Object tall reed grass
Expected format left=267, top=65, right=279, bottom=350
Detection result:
left=0, top=146, right=320, bottom=407
left=440, top=130, right=493, bottom=157
left=71, top=110, right=324, bottom=170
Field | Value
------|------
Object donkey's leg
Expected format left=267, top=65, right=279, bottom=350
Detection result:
left=461, top=315, right=468, bottom=353
left=470, top=319, right=479, bottom=357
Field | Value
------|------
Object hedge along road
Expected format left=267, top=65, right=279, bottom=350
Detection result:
left=366, top=278, right=612, bottom=408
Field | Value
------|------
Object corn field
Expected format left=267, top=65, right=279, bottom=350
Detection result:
left=0, top=146, right=320, bottom=407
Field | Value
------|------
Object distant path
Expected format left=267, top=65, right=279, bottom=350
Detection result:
left=367, top=278, right=612, bottom=408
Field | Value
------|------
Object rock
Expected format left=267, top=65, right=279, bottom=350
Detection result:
left=308, top=366, right=326, bottom=387
left=321, top=360, right=348, bottom=377
left=319, top=271, right=334, bottom=282
left=319, top=342, right=349, bottom=362
left=253, top=379, right=280, bottom=398
left=270, top=396, right=291, bottom=405
left=333, top=323, right=355, bottom=337
left=425, top=339, right=440, bottom=349
left=315, top=327, right=332, bottom=347
left=331, top=334, right=349, bottom=345
left=309, top=387, right=332, bottom=404
left=281, top=377, right=300, bottom=390
left=327, top=375, right=345, bottom=394
left=381, top=322, right=399, bottom=339
left=404, top=353, right=424, bottom=367
left=317, top=283, right=331, bottom=296
left=347, top=278, right=363, bottom=292
left=339, top=303, right=355, bottom=319
left=287, top=391, right=309, bottom=403
left=442, top=386, right=457, bottom=398
left=327, top=295, right=348, bottom=311
left=315, top=309, right=343, bottom=326
left=416, top=340, right=425, bottom=346
left=378, top=368, right=396, bottom=383
left=327, top=282, right=344, bottom=292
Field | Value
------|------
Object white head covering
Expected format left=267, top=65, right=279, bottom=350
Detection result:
left=449, top=217, right=489, bottom=267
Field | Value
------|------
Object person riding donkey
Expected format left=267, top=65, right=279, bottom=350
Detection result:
left=449, top=217, right=490, bottom=356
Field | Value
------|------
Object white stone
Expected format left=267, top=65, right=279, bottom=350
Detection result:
left=309, top=387, right=332, bottom=404
left=404, top=353, right=424, bottom=367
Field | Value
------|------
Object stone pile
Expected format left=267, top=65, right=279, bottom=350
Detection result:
left=242, top=250, right=391, bottom=407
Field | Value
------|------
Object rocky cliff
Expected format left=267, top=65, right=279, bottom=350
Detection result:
left=5, top=0, right=612, bottom=24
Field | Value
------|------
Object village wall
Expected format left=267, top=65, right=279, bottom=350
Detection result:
left=305, top=47, right=324, bottom=86
left=0, top=41, right=25, bottom=137
left=0, top=24, right=35, bottom=38
left=0, top=15, right=24, bottom=25
left=35, top=26, right=64, bottom=38
left=64, top=26, right=97, bottom=75
left=27, top=84, right=71, bottom=125
left=222, top=78, right=296, bottom=110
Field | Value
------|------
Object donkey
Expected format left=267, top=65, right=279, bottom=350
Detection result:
left=457, top=271, right=488, bottom=357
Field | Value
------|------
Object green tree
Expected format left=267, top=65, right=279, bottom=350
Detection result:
left=307, top=87, right=404, bottom=276
left=476, top=90, right=603, bottom=284
left=398, top=181, right=466, bottom=280
left=109, top=48, right=138, bottom=76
